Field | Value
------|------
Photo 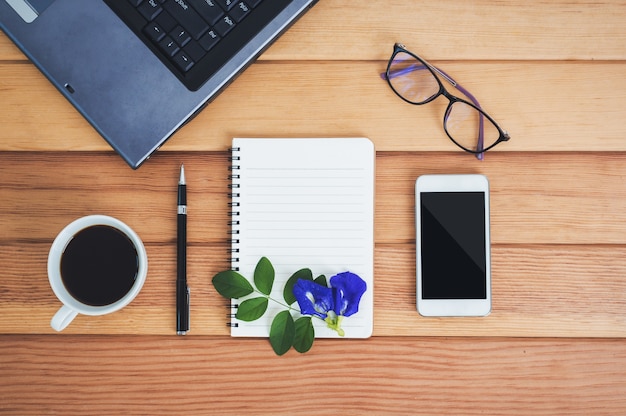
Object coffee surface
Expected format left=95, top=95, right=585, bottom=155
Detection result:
left=61, top=225, right=138, bottom=306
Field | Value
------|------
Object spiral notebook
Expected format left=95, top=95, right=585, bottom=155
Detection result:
left=228, top=138, right=375, bottom=338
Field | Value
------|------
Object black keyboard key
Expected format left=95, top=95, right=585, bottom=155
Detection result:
left=214, top=15, right=236, bottom=37
left=128, top=0, right=143, bottom=6
left=248, top=0, right=262, bottom=7
left=184, top=40, right=206, bottom=62
left=143, top=23, right=166, bottom=42
left=137, top=0, right=163, bottom=20
left=172, top=51, right=194, bottom=72
left=216, top=0, right=237, bottom=10
left=198, top=29, right=220, bottom=51
left=154, top=10, right=177, bottom=32
left=171, top=25, right=191, bottom=46
left=162, top=0, right=209, bottom=40
left=230, top=2, right=250, bottom=22
left=188, top=0, right=224, bottom=26
left=158, top=36, right=180, bottom=57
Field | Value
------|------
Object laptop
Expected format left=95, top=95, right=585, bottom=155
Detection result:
left=0, top=0, right=317, bottom=168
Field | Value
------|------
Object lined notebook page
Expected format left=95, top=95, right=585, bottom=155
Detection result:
left=230, top=138, right=374, bottom=338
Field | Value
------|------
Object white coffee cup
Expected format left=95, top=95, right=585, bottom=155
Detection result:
left=48, top=215, right=148, bottom=331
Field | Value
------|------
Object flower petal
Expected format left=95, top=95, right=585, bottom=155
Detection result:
left=293, top=279, right=334, bottom=319
left=330, top=272, right=367, bottom=317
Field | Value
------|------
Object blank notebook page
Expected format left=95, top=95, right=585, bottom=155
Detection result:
left=230, top=138, right=374, bottom=338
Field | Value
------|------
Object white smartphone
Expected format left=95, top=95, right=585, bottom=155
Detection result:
left=415, top=174, right=491, bottom=317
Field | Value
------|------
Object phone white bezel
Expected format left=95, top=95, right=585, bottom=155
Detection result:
left=415, top=174, right=491, bottom=317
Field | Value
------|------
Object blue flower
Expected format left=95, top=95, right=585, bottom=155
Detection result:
left=330, top=272, right=367, bottom=317
left=292, top=272, right=367, bottom=336
left=292, top=279, right=334, bottom=319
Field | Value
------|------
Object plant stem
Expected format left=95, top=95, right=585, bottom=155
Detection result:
left=253, top=289, right=299, bottom=313
left=252, top=289, right=327, bottom=324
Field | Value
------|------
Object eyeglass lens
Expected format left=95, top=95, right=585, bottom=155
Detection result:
left=388, top=51, right=502, bottom=153
left=388, top=52, right=439, bottom=104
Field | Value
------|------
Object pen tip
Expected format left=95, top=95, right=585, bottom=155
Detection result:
left=179, top=164, right=186, bottom=185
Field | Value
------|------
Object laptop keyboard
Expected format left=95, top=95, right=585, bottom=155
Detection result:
left=105, top=0, right=293, bottom=91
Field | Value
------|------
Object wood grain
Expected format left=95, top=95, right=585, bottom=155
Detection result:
left=1, top=152, right=624, bottom=245
left=1, top=335, right=625, bottom=415
left=1, top=62, right=625, bottom=153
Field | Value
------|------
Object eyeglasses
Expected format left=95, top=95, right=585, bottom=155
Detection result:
left=381, top=43, right=510, bottom=159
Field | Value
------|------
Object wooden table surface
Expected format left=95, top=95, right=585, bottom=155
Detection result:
left=2, top=1, right=626, bottom=414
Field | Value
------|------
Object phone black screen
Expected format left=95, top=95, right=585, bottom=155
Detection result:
left=420, top=192, right=487, bottom=299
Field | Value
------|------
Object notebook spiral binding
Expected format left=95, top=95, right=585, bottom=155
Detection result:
left=227, top=147, right=242, bottom=327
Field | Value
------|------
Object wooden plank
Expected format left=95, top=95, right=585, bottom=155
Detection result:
left=1, top=0, right=626, bottom=61
left=1, top=152, right=624, bottom=246
left=0, top=151, right=229, bottom=244
left=0, top=335, right=625, bottom=415
left=266, top=0, right=626, bottom=61
left=2, top=242, right=625, bottom=336
left=375, top=244, right=626, bottom=337
left=376, top=151, right=626, bottom=245
left=0, top=61, right=625, bottom=152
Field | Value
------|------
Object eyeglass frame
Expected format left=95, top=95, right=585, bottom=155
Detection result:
left=381, top=43, right=510, bottom=158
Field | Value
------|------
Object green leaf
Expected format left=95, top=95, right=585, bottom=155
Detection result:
left=211, top=270, right=254, bottom=299
left=314, top=274, right=327, bottom=287
left=236, top=297, right=269, bottom=322
left=269, top=310, right=295, bottom=356
left=283, top=268, right=313, bottom=305
left=293, top=316, right=315, bottom=353
left=254, top=256, right=274, bottom=296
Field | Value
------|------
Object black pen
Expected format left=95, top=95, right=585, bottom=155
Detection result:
left=177, top=164, right=190, bottom=335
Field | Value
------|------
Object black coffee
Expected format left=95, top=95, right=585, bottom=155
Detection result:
left=60, top=225, right=139, bottom=306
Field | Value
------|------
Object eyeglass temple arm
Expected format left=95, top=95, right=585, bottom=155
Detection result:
left=381, top=65, right=483, bottom=109
left=381, top=65, right=485, bottom=160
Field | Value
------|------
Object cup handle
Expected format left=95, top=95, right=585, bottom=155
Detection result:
left=51, top=305, right=78, bottom=332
